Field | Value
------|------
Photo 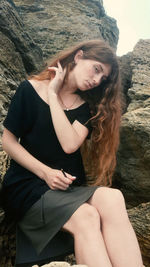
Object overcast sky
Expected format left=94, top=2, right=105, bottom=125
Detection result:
left=103, top=0, right=150, bottom=56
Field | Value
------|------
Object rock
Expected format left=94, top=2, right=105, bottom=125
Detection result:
left=0, top=0, right=44, bottom=161
left=113, top=39, right=150, bottom=207
left=13, top=0, right=119, bottom=59
left=0, top=151, right=9, bottom=182
left=118, top=53, right=132, bottom=109
left=0, top=30, right=26, bottom=137
left=39, top=262, right=70, bottom=267
left=128, top=202, right=150, bottom=267
left=0, top=215, right=16, bottom=267
left=0, top=1, right=150, bottom=266
left=128, top=39, right=150, bottom=112
left=0, top=0, right=43, bottom=73
left=72, top=265, right=88, bottom=267
left=33, top=262, right=88, bottom=267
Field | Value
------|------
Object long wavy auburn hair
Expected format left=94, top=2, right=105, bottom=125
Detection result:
left=29, top=39, right=123, bottom=186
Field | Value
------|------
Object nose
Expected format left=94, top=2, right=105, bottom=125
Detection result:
left=93, top=73, right=103, bottom=86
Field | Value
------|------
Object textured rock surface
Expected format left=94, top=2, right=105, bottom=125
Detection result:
left=0, top=31, right=26, bottom=140
left=128, top=202, right=150, bottom=267
left=114, top=39, right=150, bottom=207
left=13, top=0, right=119, bottom=59
left=0, top=0, right=43, bottom=73
left=32, top=262, right=87, bottom=267
left=0, top=0, right=43, bottom=149
left=118, top=52, right=132, bottom=109
left=0, top=0, right=150, bottom=266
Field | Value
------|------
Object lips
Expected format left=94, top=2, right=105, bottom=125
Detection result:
left=85, top=81, right=93, bottom=89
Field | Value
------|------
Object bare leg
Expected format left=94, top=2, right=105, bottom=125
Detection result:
left=88, top=187, right=143, bottom=267
left=62, top=203, right=112, bottom=267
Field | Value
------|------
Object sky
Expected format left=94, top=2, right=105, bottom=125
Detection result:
left=103, top=0, right=150, bottom=56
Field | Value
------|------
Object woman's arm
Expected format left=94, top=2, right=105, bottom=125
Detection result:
left=2, top=128, right=75, bottom=190
left=48, top=93, right=89, bottom=154
left=47, top=63, right=89, bottom=154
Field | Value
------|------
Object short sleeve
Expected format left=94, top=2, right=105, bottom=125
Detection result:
left=3, top=81, right=35, bottom=138
left=75, top=104, right=93, bottom=139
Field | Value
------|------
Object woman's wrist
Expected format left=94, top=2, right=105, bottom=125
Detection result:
left=48, top=90, right=58, bottom=100
left=37, top=164, right=52, bottom=181
left=48, top=91, right=60, bottom=106
left=48, top=89, right=58, bottom=97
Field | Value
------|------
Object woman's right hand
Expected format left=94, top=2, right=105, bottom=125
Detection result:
left=43, top=167, right=76, bottom=190
left=47, top=61, right=66, bottom=95
left=2, top=129, right=76, bottom=191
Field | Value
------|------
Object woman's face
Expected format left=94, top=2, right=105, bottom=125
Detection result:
left=72, top=54, right=111, bottom=91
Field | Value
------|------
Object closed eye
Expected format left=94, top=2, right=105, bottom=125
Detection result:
left=102, top=76, right=107, bottom=81
left=94, top=65, right=100, bottom=73
left=101, top=76, right=109, bottom=85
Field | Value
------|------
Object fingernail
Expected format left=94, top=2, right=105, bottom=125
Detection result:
left=72, top=176, right=76, bottom=179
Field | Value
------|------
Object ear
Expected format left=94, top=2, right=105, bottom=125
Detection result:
left=74, top=50, right=83, bottom=64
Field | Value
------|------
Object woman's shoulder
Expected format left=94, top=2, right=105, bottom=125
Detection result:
left=16, top=80, right=34, bottom=96
left=27, top=79, right=49, bottom=92
left=16, top=79, right=48, bottom=103
left=27, top=79, right=50, bottom=105
left=27, top=79, right=40, bottom=92
left=18, top=79, right=46, bottom=92
left=11, top=80, right=40, bottom=108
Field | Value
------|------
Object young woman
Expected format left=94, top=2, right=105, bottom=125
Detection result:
left=1, top=40, right=143, bottom=267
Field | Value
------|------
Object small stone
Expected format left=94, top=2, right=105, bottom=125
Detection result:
left=47, top=262, right=70, bottom=267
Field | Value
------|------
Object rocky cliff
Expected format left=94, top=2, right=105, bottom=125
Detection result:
left=0, top=0, right=43, bottom=139
left=0, top=0, right=150, bottom=266
left=114, top=39, right=150, bottom=207
left=13, top=0, right=119, bottom=58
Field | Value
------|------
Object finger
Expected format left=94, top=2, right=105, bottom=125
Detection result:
left=57, top=61, right=63, bottom=71
left=54, top=181, right=69, bottom=190
left=65, top=172, right=76, bottom=181
left=58, top=186, right=69, bottom=191
left=48, top=66, right=58, bottom=72
left=54, top=176, right=69, bottom=186
left=58, top=171, right=74, bottom=184
left=51, top=185, right=68, bottom=191
left=48, top=65, right=63, bottom=77
left=63, top=177, right=73, bottom=185
left=63, top=67, right=67, bottom=76
left=57, top=62, right=66, bottom=77
left=58, top=175, right=72, bottom=185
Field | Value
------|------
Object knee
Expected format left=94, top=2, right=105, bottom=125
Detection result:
left=82, top=203, right=100, bottom=223
left=64, top=203, right=100, bottom=235
left=75, top=204, right=100, bottom=234
left=93, top=187, right=127, bottom=220
left=98, top=187, right=125, bottom=206
left=106, top=188, right=125, bottom=208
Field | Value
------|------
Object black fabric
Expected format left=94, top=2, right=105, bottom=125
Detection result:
left=2, top=80, right=92, bottom=222
left=15, top=225, right=74, bottom=266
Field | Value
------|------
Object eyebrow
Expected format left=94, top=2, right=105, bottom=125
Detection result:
left=99, top=64, right=103, bottom=72
left=99, top=63, right=109, bottom=78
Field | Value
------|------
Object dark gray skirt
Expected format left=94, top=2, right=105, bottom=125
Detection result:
left=16, top=185, right=99, bottom=266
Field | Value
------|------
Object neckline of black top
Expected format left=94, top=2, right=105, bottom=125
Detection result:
left=26, top=80, right=87, bottom=112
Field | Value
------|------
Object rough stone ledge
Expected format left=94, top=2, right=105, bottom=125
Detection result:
left=32, top=262, right=88, bottom=267
left=32, top=262, right=146, bottom=267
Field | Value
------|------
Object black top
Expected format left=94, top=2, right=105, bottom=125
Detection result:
left=2, top=80, right=92, bottom=221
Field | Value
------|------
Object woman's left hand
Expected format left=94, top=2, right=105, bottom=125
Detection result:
left=47, top=61, right=66, bottom=95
